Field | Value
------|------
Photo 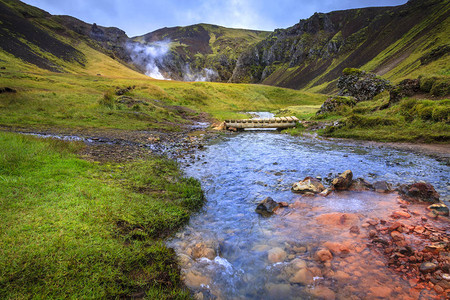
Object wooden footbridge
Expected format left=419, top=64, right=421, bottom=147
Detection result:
left=224, top=116, right=299, bottom=130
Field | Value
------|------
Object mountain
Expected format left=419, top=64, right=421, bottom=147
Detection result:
left=0, top=0, right=448, bottom=91
left=128, top=24, right=270, bottom=81
left=230, top=0, right=449, bottom=92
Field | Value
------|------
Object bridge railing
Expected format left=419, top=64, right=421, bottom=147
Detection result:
left=224, top=116, right=299, bottom=129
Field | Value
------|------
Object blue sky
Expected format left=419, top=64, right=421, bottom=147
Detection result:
left=22, top=0, right=407, bottom=37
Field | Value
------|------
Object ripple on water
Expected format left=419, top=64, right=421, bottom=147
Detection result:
left=169, top=131, right=449, bottom=299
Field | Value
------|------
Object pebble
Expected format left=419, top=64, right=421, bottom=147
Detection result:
left=419, top=262, right=438, bottom=273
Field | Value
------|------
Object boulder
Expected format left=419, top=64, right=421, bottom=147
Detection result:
left=331, top=170, right=353, bottom=190
left=373, top=181, right=392, bottom=193
left=255, top=197, right=280, bottom=216
left=337, top=68, right=391, bottom=102
left=292, top=177, right=325, bottom=194
left=316, top=96, right=356, bottom=115
left=398, top=182, right=440, bottom=203
left=427, top=203, right=449, bottom=216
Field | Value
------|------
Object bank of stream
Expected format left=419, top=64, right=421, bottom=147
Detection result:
left=170, top=130, right=449, bottom=299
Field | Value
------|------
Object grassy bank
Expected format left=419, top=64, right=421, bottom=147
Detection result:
left=316, top=94, right=449, bottom=143
left=0, top=132, right=203, bottom=298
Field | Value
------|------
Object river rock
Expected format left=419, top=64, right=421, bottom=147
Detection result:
left=255, top=197, right=280, bottom=216
left=322, top=241, right=350, bottom=256
left=265, top=283, right=292, bottom=299
left=349, top=178, right=373, bottom=191
left=192, top=242, right=216, bottom=260
left=289, top=268, right=314, bottom=285
left=373, top=181, right=392, bottom=193
left=292, top=177, right=325, bottom=194
left=184, top=271, right=211, bottom=288
left=308, top=286, right=336, bottom=300
left=427, top=203, right=449, bottom=216
left=212, top=121, right=226, bottom=131
left=319, top=188, right=332, bottom=197
left=420, top=262, right=438, bottom=273
left=315, top=249, right=333, bottom=262
left=390, top=231, right=404, bottom=242
left=268, top=247, right=287, bottom=263
left=290, top=258, right=307, bottom=270
left=331, top=170, right=353, bottom=190
left=397, top=182, right=440, bottom=203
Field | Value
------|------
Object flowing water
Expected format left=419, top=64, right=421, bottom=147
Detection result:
left=170, top=131, right=449, bottom=299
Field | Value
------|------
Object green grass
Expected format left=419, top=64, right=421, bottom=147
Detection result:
left=0, top=132, right=203, bottom=298
left=321, top=96, right=450, bottom=142
left=0, top=58, right=327, bottom=130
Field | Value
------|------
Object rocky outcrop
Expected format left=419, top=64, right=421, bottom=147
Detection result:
left=230, top=0, right=447, bottom=90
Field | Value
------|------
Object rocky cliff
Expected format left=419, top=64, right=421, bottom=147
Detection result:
left=230, top=0, right=449, bottom=92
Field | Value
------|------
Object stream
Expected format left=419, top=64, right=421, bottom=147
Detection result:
left=170, top=130, right=449, bottom=299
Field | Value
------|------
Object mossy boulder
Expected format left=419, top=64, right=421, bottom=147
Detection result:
left=316, top=96, right=356, bottom=115
left=337, top=68, right=391, bottom=101
left=389, top=79, right=420, bottom=105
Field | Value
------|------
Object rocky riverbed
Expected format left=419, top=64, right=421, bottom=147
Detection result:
left=169, top=131, right=449, bottom=299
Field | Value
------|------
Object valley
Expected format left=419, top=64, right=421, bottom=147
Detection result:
left=0, top=0, right=448, bottom=299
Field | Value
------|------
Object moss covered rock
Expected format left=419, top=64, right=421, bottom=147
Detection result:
left=337, top=68, right=391, bottom=101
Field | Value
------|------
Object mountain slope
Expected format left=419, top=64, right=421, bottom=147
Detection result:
left=129, top=24, right=270, bottom=81
left=230, top=0, right=449, bottom=92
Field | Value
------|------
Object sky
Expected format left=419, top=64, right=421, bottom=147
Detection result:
left=22, top=0, right=408, bottom=37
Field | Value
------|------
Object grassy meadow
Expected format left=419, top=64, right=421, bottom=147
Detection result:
left=0, top=132, right=203, bottom=298
left=0, top=48, right=326, bottom=132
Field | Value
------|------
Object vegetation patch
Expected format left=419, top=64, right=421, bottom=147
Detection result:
left=0, top=132, right=203, bottom=298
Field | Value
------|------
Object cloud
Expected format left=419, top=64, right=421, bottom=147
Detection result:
left=177, top=0, right=277, bottom=30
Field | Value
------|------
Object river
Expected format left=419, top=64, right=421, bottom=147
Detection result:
left=170, top=130, right=449, bottom=299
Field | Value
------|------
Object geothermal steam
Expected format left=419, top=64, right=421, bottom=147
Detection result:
left=126, top=40, right=218, bottom=81
left=126, top=40, right=169, bottom=80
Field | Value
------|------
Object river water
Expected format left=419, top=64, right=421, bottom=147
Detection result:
left=169, top=131, right=449, bottom=299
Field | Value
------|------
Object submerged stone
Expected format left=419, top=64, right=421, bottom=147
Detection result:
left=255, top=197, right=280, bottom=216
left=373, top=181, right=392, bottom=193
